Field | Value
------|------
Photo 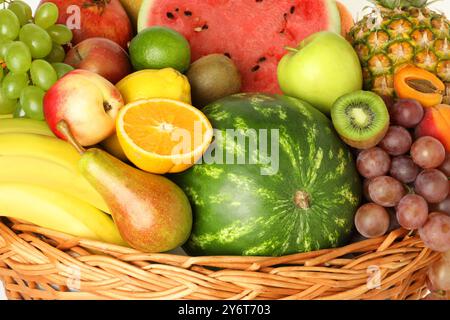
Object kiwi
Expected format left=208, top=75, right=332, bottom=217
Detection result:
left=331, top=91, right=390, bottom=149
left=187, top=54, right=241, bottom=108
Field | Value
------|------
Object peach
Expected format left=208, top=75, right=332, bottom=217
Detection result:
left=416, top=104, right=450, bottom=152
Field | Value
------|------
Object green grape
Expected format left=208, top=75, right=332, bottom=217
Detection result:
left=4, top=41, right=31, bottom=73
left=20, top=86, right=45, bottom=120
left=0, top=84, right=17, bottom=114
left=34, top=3, right=59, bottom=30
left=1, top=72, right=29, bottom=99
left=14, top=1, right=32, bottom=21
left=0, top=9, right=20, bottom=40
left=8, top=1, right=29, bottom=26
left=51, top=62, right=74, bottom=79
left=45, top=42, right=65, bottom=63
left=46, top=24, right=73, bottom=45
left=30, top=59, right=57, bottom=91
left=0, top=36, right=13, bottom=60
left=19, top=24, right=52, bottom=59
left=13, top=101, right=26, bottom=118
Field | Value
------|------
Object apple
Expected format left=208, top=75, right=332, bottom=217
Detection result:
left=65, top=38, right=132, bottom=84
left=39, top=0, right=133, bottom=49
left=277, top=31, right=363, bottom=114
left=44, top=69, right=124, bottom=146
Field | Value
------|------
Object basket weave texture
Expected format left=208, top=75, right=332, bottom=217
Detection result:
left=0, top=218, right=440, bottom=300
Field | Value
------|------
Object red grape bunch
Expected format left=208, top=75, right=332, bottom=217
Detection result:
left=354, top=99, right=450, bottom=254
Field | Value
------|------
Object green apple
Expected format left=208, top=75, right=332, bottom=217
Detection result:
left=277, top=31, right=363, bottom=114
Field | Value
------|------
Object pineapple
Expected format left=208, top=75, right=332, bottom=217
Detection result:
left=349, top=0, right=450, bottom=102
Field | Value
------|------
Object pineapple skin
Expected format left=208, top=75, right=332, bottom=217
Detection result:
left=349, top=6, right=450, bottom=102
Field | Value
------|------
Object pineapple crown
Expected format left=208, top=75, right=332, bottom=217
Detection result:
left=374, top=0, right=436, bottom=9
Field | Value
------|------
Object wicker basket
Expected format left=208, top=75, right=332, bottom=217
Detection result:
left=0, top=218, right=441, bottom=300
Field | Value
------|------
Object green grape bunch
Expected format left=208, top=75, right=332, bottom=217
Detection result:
left=0, top=1, right=74, bottom=120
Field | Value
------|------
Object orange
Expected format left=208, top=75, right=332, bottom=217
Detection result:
left=116, top=99, right=213, bottom=174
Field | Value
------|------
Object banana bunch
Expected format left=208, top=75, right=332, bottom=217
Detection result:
left=0, top=118, right=126, bottom=246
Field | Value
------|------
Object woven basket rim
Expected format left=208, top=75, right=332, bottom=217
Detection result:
left=0, top=218, right=440, bottom=300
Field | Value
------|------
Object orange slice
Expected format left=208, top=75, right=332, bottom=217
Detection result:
left=116, top=99, right=213, bottom=174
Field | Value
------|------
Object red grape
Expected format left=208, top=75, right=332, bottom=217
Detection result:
left=396, top=194, right=429, bottom=230
left=378, top=126, right=412, bottom=156
left=368, top=176, right=406, bottom=207
left=415, top=169, right=449, bottom=203
left=391, top=99, right=424, bottom=128
left=428, top=257, right=450, bottom=291
left=389, top=155, right=420, bottom=183
left=356, top=147, right=391, bottom=179
left=419, top=212, right=450, bottom=252
left=411, top=136, right=446, bottom=169
left=430, top=192, right=450, bottom=215
left=355, top=203, right=390, bottom=238
left=438, top=153, right=450, bottom=177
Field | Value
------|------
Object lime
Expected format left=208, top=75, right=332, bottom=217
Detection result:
left=129, top=26, right=191, bottom=73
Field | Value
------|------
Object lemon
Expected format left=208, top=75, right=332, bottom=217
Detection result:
left=116, top=68, right=191, bottom=104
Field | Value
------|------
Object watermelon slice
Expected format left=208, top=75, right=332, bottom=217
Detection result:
left=138, top=0, right=341, bottom=94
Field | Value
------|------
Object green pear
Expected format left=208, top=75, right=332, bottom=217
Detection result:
left=58, top=121, right=192, bottom=253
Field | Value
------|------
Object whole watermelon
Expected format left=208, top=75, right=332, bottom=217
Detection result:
left=171, top=94, right=361, bottom=256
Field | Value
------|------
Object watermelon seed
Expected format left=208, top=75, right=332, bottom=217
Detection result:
left=184, top=11, right=192, bottom=17
left=258, top=57, right=267, bottom=63
left=166, top=12, right=175, bottom=19
left=290, top=6, right=296, bottom=14
left=251, top=65, right=260, bottom=72
left=175, top=8, right=179, bottom=12
left=224, top=53, right=231, bottom=58
left=202, top=24, right=209, bottom=30
left=255, top=0, right=263, bottom=2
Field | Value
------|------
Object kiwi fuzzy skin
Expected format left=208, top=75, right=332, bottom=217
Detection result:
left=339, top=123, right=389, bottom=149
left=187, top=54, right=242, bottom=108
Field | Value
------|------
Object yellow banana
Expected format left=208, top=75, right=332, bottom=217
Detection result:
left=0, top=155, right=109, bottom=213
left=0, top=118, right=54, bottom=136
left=0, top=183, right=126, bottom=246
left=0, top=133, right=80, bottom=172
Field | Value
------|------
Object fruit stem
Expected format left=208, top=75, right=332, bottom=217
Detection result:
left=284, top=46, right=299, bottom=53
left=294, top=191, right=310, bottom=209
left=57, top=120, right=86, bottom=155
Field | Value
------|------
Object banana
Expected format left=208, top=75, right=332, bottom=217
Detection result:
left=0, top=118, right=54, bottom=136
left=0, top=133, right=80, bottom=172
left=0, top=114, right=13, bottom=119
left=0, top=155, right=109, bottom=213
left=0, top=183, right=126, bottom=246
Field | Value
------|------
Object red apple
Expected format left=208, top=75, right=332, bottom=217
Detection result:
left=39, top=0, right=133, bottom=49
left=65, top=38, right=132, bottom=84
left=44, top=69, right=124, bottom=146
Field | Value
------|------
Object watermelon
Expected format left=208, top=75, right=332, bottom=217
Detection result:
left=171, top=94, right=361, bottom=257
left=138, top=0, right=341, bottom=94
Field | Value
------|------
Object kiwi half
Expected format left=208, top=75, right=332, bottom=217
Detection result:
left=331, top=91, right=390, bottom=149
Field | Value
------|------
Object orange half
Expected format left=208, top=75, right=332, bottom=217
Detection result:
left=116, top=99, right=213, bottom=174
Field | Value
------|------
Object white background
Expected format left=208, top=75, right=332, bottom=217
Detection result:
left=1, top=0, right=450, bottom=300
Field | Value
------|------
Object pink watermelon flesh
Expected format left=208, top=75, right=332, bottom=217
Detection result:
left=139, top=0, right=341, bottom=94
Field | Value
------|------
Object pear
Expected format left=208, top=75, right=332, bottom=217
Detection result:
left=58, top=121, right=192, bottom=252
